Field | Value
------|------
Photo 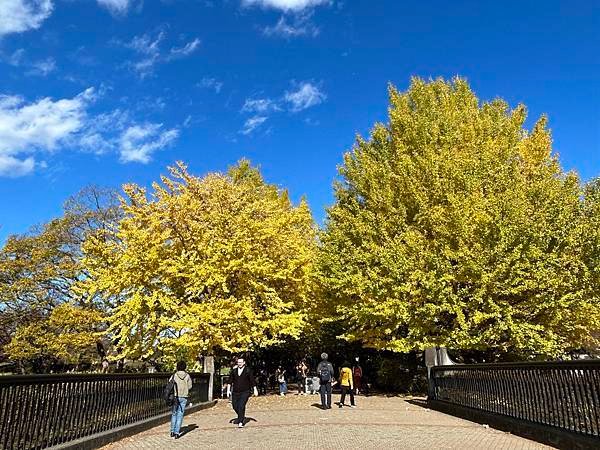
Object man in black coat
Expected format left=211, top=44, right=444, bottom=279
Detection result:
left=227, top=356, right=258, bottom=427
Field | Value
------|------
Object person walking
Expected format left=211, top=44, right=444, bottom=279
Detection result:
left=352, top=356, right=363, bottom=395
left=170, top=361, right=193, bottom=439
left=257, top=367, right=268, bottom=396
left=317, top=353, right=334, bottom=409
left=276, top=366, right=287, bottom=396
left=338, top=361, right=356, bottom=408
left=227, top=356, right=258, bottom=428
left=296, top=360, right=308, bottom=395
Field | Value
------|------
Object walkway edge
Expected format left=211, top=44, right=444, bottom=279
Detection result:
left=48, top=400, right=217, bottom=450
left=428, top=399, right=599, bottom=450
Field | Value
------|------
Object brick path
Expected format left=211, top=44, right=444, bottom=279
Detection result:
left=101, top=394, right=553, bottom=449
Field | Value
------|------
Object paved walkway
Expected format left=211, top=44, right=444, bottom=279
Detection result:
left=102, top=394, right=553, bottom=449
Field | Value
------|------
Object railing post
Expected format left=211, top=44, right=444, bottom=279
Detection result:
left=425, top=347, right=455, bottom=400
left=203, top=356, right=214, bottom=402
left=425, top=347, right=437, bottom=399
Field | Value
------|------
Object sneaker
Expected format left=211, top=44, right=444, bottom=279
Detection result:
left=174, top=433, right=182, bottom=439
left=170, top=432, right=175, bottom=438
left=350, top=405, right=356, bottom=408
left=238, top=422, right=244, bottom=428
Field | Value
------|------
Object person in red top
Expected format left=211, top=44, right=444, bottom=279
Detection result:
left=352, top=357, right=363, bottom=395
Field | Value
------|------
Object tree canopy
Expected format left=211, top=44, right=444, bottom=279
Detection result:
left=80, top=161, right=317, bottom=364
left=318, top=77, right=600, bottom=357
left=2, top=78, right=599, bottom=371
left=0, top=187, right=119, bottom=369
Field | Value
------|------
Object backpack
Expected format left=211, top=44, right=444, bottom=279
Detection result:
left=163, top=375, right=178, bottom=406
left=319, top=364, right=331, bottom=383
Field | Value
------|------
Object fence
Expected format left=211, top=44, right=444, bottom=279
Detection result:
left=429, top=360, right=600, bottom=446
left=0, top=372, right=210, bottom=450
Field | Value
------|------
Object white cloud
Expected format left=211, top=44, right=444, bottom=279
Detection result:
left=197, top=77, right=223, bottom=93
left=0, top=88, right=95, bottom=176
left=241, top=97, right=280, bottom=114
left=6, top=48, right=26, bottom=66
left=0, top=89, right=95, bottom=153
left=168, top=38, right=201, bottom=60
left=240, top=116, right=267, bottom=135
left=241, top=0, right=329, bottom=12
left=119, top=123, right=179, bottom=163
left=119, top=32, right=200, bottom=78
left=121, top=32, right=164, bottom=77
left=120, top=123, right=179, bottom=164
left=0, top=0, right=53, bottom=36
left=97, top=0, right=131, bottom=16
left=263, top=14, right=319, bottom=38
left=0, top=155, right=35, bottom=177
left=79, top=109, right=130, bottom=154
left=239, top=81, right=325, bottom=135
left=284, top=82, right=325, bottom=112
left=2, top=49, right=57, bottom=76
left=26, top=57, right=56, bottom=76
left=0, top=87, right=181, bottom=176
left=79, top=109, right=180, bottom=163
left=124, top=32, right=165, bottom=56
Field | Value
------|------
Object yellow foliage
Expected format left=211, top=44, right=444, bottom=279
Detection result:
left=5, top=303, right=104, bottom=365
left=80, top=160, right=317, bottom=362
left=318, top=77, right=600, bottom=357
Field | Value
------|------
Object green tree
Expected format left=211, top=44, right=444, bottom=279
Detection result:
left=318, top=77, right=600, bottom=358
left=80, top=161, right=317, bottom=364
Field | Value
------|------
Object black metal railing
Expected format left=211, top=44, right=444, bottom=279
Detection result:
left=430, top=360, right=600, bottom=438
left=0, top=372, right=210, bottom=450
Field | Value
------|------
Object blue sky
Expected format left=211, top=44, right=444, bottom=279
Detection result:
left=0, top=0, right=598, bottom=242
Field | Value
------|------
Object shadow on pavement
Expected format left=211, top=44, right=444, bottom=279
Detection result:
left=228, top=417, right=258, bottom=425
left=179, top=423, right=199, bottom=437
left=310, top=403, right=332, bottom=410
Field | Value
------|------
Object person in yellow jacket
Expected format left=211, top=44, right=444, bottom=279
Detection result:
left=338, top=361, right=356, bottom=408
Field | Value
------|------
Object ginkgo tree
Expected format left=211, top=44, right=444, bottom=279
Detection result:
left=80, top=160, right=317, bottom=364
left=4, top=303, right=104, bottom=366
left=318, top=77, right=600, bottom=358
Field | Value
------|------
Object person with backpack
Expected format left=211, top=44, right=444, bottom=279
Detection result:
left=168, top=361, right=193, bottom=439
left=338, top=361, right=356, bottom=408
left=316, top=353, right=334, bottom=409
left=227, top=356, right=259, bottom=428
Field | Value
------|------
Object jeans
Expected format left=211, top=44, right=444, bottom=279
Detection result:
left=319, top=382, right=332, bottom=408
left=232, top=390, right=251, bottom=424
left=279, top=382, right=287, bottom=394
left=340, top=385, right=355, bottom=406
left=170, top=397, right=188, bottom=434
